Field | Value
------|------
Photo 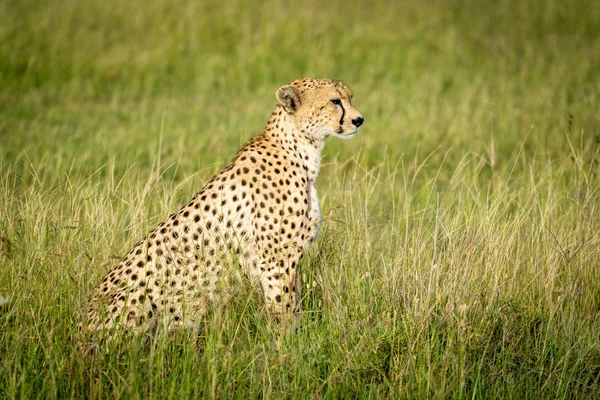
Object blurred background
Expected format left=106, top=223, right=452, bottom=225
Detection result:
left=1, top=0, right=598, bottom=182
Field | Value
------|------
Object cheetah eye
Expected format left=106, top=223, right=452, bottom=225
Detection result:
left=330, top=99, right=342, bottom=106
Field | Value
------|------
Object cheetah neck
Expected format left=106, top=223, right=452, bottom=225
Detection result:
left=265, top=106, right=325, bottom=183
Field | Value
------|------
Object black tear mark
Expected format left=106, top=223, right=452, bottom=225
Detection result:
left=339, top=103, right=346, bottom=127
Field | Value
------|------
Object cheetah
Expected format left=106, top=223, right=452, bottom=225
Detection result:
left=85, top=78, right=364, bottom=334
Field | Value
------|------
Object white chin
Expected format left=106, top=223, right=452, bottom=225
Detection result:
left=338, top=128, right=358, bottom=140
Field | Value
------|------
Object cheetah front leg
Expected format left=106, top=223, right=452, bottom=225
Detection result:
left=259, top=246, right=304, bottom=326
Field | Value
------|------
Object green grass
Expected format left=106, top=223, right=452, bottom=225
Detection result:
left=1, top=0, right=599, bottom=397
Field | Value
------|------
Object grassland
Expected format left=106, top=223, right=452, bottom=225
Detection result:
left=1, top=0, right=599, bottom=398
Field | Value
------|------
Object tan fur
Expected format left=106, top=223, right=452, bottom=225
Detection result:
left=85, top=78, right=364, bottom=334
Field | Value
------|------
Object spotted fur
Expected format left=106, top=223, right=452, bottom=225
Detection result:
left=85, top=78, right=364, bottom=333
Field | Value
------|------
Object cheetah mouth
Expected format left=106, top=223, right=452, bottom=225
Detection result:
left=337, top=126, right=359, bottom=136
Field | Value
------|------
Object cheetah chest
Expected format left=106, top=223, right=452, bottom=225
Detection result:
left=307, top=180, right=322, bottom=245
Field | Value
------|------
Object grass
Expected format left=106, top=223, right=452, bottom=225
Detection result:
left=1, top=0, right=599, bottom=397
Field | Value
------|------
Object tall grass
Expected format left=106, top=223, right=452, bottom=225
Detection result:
left=1, top=0, right=599, bottom=397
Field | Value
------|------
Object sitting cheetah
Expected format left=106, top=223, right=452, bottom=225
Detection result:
left=85, top=78, right=364, bottom=334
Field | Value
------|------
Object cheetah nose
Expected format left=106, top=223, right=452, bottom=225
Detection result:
left=352, top=116, right=364, bottom=128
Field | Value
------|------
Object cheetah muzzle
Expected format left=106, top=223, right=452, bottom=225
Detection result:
left=85, top=78, right=364, bottom=334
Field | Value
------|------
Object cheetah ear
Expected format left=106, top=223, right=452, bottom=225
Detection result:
left=276, top=85, right=300, bottom=113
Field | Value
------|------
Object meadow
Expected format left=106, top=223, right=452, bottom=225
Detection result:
left=1, top=0, right=599, bottom=398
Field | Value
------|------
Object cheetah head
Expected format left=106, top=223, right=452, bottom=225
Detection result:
left=276, top=78, right=364, bottom=141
